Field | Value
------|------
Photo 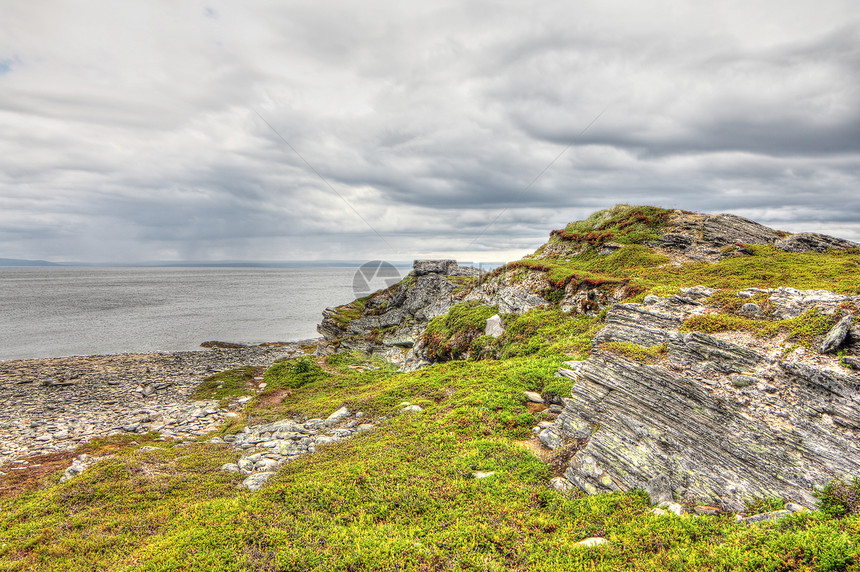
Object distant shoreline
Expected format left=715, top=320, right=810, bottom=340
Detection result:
left=0, top=259, right=416, bottom=268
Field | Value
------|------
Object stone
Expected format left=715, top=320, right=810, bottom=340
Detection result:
left=220, top=463, right=240, bottom=473
left=649, top=508, right=667, bottom=516
left=730, top=374, right=758, bottom=388
left=541, top=296, right=860, bottom=509
left=523, top=391, right=544, bottom=404
left=573, top=537, right=608, bottom=548
left=659, top=502, right=686, bottom=516
left=693, top=505, right=721, bottom=515
left=549, top=476, right=573, bottom=493
left=324, top=407, right=350, bottom=426
left=680, top=286, right=718, bottom=300
left=775, top=233, right=859, bottom=254
left=643, top=294, right=660, bottom=305
left=644, top=474, right=673, bottom=505
left=240, top=472, right=274, bottom=491
left=742, top=510, right=791, bottom=524
left=472, top=471, right=495, bottom=479
left=485, top=314, right=505, bottom=338
left=739, top=303, right=760, bottom=316
left=785, top=503, right=807, bottom=512
left=413, top=259, right=457, bottom=276
left=538, top=427, right=563, bottom=450
left=402, top=405, right=423, bottom=413
left=820, top=315, right=853, bottom=354
left=842, top=357, right=860, bottom=370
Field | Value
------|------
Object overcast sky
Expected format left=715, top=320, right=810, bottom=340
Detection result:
left=1, top=1, right=858, bottom=264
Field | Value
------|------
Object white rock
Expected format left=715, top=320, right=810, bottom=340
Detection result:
left=472, top=471, right=495, bottom=479
left=324, top=406, right=350, bottom=426
left=240, top=471, right=274, bottom=491
left=485, top=314, right=505, bottom=338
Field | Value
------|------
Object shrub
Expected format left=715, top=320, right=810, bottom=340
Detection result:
left=264, top=356, right=327, bottom=389
left=816, top=477, right=860, bottom=518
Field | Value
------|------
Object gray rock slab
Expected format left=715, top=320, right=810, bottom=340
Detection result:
left=821, top=315, right=854, bottom=354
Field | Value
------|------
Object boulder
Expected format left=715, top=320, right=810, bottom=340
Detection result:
left=413, top=260, right=457, bottom=276
left=485, top=314, right=505, bottom=338
left=775, top=233, right=859, bottom=254
left=820, top=315, right=854, bottom=354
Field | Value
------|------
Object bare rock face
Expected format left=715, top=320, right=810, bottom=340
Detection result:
left=413, top=259, right=458, bottom=276
left=318, top=260, right=494, bottom=370
left=775, top=233, right=859, bottom=254
left=658, top=213, right=784, bottom=262
left=547, top=292, right=860, bottom=510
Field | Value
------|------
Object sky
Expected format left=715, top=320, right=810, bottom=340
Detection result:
left=1, top=1, right=858, bottom=264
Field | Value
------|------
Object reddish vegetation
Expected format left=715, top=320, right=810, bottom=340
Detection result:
left=549, top=230, right=614, bottom=245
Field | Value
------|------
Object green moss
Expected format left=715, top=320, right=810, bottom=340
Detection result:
left=551, top=204, right=676, bottom=246
left=599, top=342, right=668, bottom=364
left=682, top=308, right=836, bottom=348
left=263, top=356, right=328, bottom=390
left=498, top=307, right=603, bottom=360
left=641, top=245, right=860, bottom=296
left=422, top=301, right=499, bottom=362
left=191, top=367, right=259, bottom=400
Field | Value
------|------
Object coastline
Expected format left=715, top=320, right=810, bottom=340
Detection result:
left=0, top=341, right=317, bottom=469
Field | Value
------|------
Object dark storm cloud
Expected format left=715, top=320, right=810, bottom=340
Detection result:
left=0, top=0, right=858, bottom=263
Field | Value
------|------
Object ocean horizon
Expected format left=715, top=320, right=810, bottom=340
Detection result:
left=0, top=266, right=371, bottom=361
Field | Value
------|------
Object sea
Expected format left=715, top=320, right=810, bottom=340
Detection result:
left=0, top=266, right=379, bottom=362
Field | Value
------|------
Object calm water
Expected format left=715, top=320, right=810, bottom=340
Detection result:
left=0, top=267, right=362, bottom=361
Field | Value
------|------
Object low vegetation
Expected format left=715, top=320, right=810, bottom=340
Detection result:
left=599, top=342, right=668, bottom=364
left=682, top=308, right=837, bottom=348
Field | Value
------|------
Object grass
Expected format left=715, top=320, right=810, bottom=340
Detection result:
left=550, top=204, right=676, bottom=246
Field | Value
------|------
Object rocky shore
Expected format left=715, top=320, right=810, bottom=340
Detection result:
left=0, top=343, right=313, bottom=468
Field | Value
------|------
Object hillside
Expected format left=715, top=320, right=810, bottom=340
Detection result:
left=1, top=205, right=859, bottom=571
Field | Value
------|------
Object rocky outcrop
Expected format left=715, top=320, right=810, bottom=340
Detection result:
left=653, top=212, right=856, bottom=262
left=542, top=289, right=860, bottom=510
left=775, top=233, right=859, bottom=254
left=317, top=260, right=547, bottom=370
left=219, top=407, right=375, bottom=490
left=657, top=213, right=783, bottom=261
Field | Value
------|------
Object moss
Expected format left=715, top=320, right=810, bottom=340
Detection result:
left=599, top=342, right=668, bottom=364
left=682, top=308, right=836, bottom=348
left=263, top=356, right=328, bottom=390
left=191, top=367, right=259, bottom=400
left=550, top=205, right=675, bottom=246
left=422, top=301, right=499, bottom=362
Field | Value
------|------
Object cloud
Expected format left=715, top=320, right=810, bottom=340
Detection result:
left=0, top=0, right=858, bottom=263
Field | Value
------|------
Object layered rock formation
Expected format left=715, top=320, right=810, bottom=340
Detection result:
left=541, top=287, right=860, bottom=510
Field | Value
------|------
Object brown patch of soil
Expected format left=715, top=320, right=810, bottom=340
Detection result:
left=514, top=437, right=551, bottom=463
left=0, top=449, right=80, bottom=498
left=256, top=388, right=293, bottom=408
left=526, top=402, right=548, bottom=414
